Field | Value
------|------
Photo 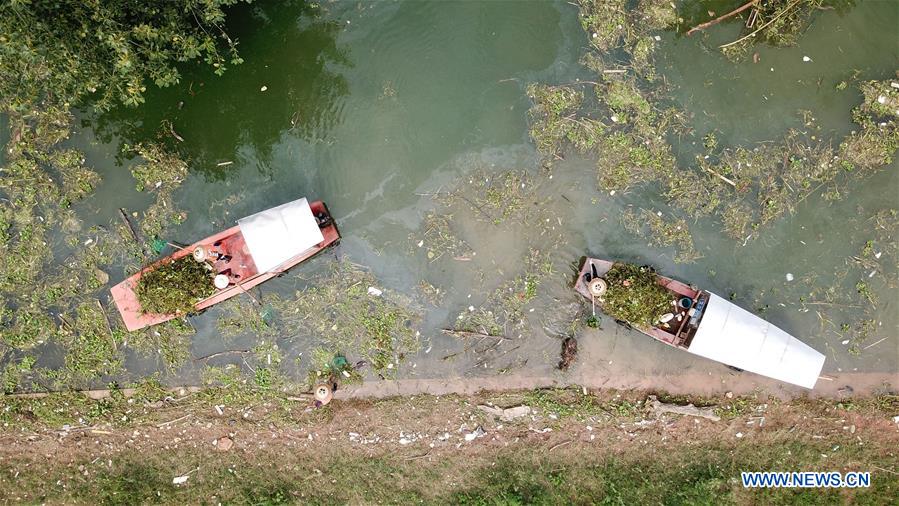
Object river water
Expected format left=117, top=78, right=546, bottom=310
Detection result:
left=65, top=1, right=897, bottom=392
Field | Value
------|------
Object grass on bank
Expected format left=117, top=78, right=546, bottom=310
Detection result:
left=0, top=425, right=895, bottom=505
left=1, top=384, right=895, bottom=505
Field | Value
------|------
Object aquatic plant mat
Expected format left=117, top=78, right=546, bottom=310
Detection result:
left=408, top=167, right=569, bottom=375
left=529, top=0, right=898, bottom=259
left=0, top=0, right=895, bottom=402
left=0, top=387, right=895, bottom=503
left=136, top=257, right=215, bottom=315
left=0, top=106, right=195, bottom=391
left=522, top=0, right=898, bottom=367
left=265, top=261, right=422, bottom=383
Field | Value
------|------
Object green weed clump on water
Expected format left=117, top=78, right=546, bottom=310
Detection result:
left=716, top=0, right=827, bottom=61
left=272, top=261, right=421, bottom=376
left=128, top=142, right=189, bottom=191
left=58, top=302, right=123, bottom=385
left=600, top=263, right=672, bottom=329
left=579, top=0, right=678, bottom=79
left=622, top=208, right=700, bottom=263
left=839, top=77, right=899, bottom=172
left=136, top=256, right=215, bottom=315
left=668, top=127, right=844, bottom=240
left=0, top=110, right=101, bottom=299
left=125, top=142, right=189, bottom=239
left=530, top=1, right=682, bottom=192
left=119, top=317, right=195, bottom=373
left=455, top=249, right=553, bottom=337
left=0, top=308, right=57, bottom=349
left=1, top=355, right=36, bottom=394
left=526, top=84, right=594, bottom=157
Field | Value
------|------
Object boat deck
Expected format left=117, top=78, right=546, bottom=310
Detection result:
left=650, top=290, right=708, bottom=348
left=574, top=257, right=704, bottom=349
left=207, top=230, right=259, bottom=283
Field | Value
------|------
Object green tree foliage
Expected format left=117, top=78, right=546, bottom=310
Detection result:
left=0, top=1, right=247, bottom=381
left=0, top=0, right=250, bottom=113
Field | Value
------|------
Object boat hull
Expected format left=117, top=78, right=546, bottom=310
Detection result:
left=575, top=257, right=825, bottom=389
left=111, top=200, right=339, bottom=331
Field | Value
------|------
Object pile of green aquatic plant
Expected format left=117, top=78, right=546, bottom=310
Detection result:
left=136, top=257, right=215, bottom=315
left=600, top=263, right=672, bottom=329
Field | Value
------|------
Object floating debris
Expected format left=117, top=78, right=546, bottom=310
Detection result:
left=621, top=209, right=700, bottom=264
left=558, top=337, right=578, bottom=370
left=272, top=261, right=421, bottom=376
left=409, top=211, right=473, bottom=261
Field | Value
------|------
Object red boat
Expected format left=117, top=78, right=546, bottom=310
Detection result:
left=575, top=258, right=701, bottom=347
left=112, top=198, right=339, bottom=331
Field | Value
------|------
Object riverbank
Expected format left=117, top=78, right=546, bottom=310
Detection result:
left=1, top=386, right=896, bottom=504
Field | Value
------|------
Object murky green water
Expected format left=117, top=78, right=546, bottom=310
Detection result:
left=63, top=1, right=897, bottom=389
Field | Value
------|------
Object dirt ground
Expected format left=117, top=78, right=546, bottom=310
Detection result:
left=1, top=387, right=897, bottom=504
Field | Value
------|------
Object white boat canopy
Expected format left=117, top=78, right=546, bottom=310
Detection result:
left=687, top=293, right=825, bottom=389
left=238, top=198, right=324, bottom=273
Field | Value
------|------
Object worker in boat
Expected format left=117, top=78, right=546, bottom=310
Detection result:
left=193, top=243, right=231, bottom=264
left=208, top=241, right=232, bottom=262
